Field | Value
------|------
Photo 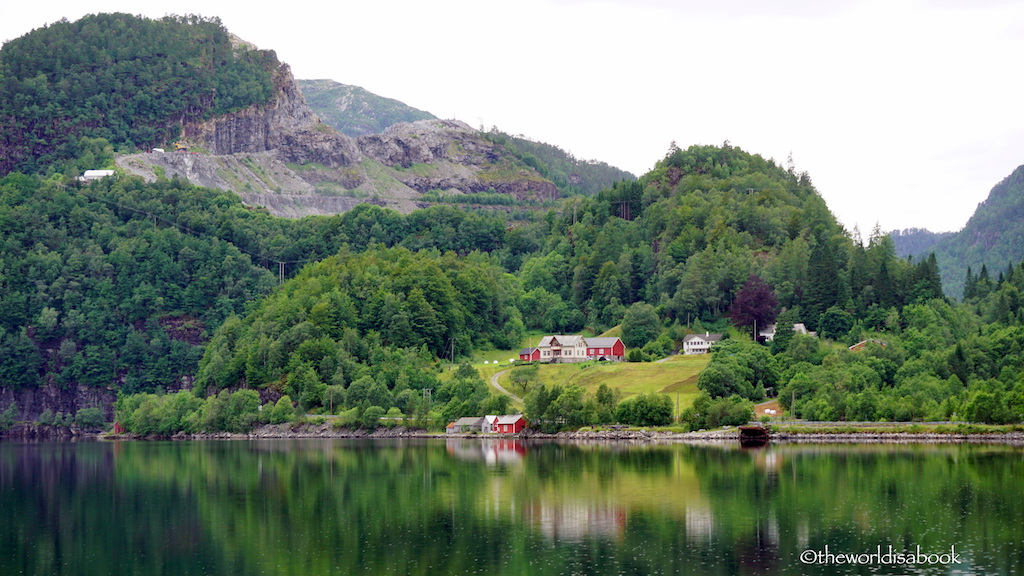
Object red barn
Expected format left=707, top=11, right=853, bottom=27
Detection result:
left=494, top=414, right=527, bottom=434
left=518, top=347, right=540, bottom=361
left=585, top=337, right=625, bottom=361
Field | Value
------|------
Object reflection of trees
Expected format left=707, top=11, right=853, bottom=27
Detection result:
left=1, top=441, right=1021, bottom=576
left=693, top=443, right=1024, bottom=575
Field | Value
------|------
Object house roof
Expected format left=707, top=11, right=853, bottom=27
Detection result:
left=447, top=417, right=484, bottom=429
left=495, top=414, right=525, bottom=425
left=519, top=347, right=538, bottom=355
left=683, top=333, right=723, bottom=342
left=586, top=337, right=622, bottom=348
left=539, top=335, right=584, bottom=347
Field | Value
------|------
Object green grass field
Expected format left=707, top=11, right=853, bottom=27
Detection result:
left=469, top=332, right=709, bottom=417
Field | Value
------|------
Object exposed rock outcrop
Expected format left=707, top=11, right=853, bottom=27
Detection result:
left=357, top=119, right=560, bottom=201
left=116, top=59, right=559, bottom=217
left=182, top=63, right=363, bottom=169
left=0, top=382, right=116, bottom=424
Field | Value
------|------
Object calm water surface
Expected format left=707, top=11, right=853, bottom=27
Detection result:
left=1, top=439, right=1020, bottom=575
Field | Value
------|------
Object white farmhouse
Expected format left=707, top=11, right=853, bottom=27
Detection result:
left=682, top=332, right=723, bottom=355
left=536, top=335, right=588, bottom=363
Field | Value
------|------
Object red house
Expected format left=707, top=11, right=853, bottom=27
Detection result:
left=518, top=347, right=541, bottom=361
left=585, top=337, right=625, bottom=362
left=494, top=414, right=527, bottom=434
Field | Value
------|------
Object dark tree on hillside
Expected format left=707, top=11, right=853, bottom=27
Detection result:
left=620, top=302, right=660, bottom=348
left=730, top=274, right=779, bottom=336
left=804, top=239, right=841, bottom=330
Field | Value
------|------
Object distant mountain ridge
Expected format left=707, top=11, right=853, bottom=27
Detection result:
left=891, top=228, right=954, bottom=259
left=897, top=163, right=1024, bottom=298
left=299, top=81, right=636, bottom=197
left=297, top=79, right=436, bottom=138
left=0, top=14, right=628, bottom=217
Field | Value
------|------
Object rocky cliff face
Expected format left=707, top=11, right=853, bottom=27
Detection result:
left=184, top=63, right=363, bottom=169
left=357, top=120, right=560, bottom=201
left=118, top=61, right=559, bottom=216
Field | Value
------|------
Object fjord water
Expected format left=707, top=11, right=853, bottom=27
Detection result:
left=1, top=440, right=1020, bottom=575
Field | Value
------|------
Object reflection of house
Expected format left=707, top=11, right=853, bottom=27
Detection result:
left=527, top=501, right=627, bottom=541
left=523, top=335, right=625, bottom=363
left=446, top=438, right=526, bottom=465
left=682, top=332, right=722, bottom=355
left=758, top=323, right=816, bottom=342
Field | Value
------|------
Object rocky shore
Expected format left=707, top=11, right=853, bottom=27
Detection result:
left=83, top=424, right=1024, bottom=444
left=9, top=421, right=1024, bottom=444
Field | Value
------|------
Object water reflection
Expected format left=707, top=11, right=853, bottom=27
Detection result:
left=0, top=440, right=1020, bottom=575
left=446, top=438, right=526, bottom=466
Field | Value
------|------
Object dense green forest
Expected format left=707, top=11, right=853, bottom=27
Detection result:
left=695, top=259, right=1024, bottom=424
left=2, top=12, right=1022, bottom=432
left=5, top=139, right=1021, bottom=431
left=482, top=129, right=636, bottom=197
left=0, top=13, right=278, bottom=176
left=0, top=170, right=526, bottom=399
left=897, top=164, right=1024, bottom=299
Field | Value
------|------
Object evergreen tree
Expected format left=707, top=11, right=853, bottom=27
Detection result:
left=804, top=238, right=841, bottom=330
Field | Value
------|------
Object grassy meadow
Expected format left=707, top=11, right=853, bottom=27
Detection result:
left=469, top=331, right=709, bottom=417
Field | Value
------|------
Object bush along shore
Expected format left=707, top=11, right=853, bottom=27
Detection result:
left=49, top=421, right=1024, bottom=443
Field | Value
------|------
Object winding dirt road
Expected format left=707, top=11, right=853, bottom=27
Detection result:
left=488, top=369, right=523, bottom=404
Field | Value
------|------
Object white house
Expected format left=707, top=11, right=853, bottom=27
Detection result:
left=79, top=169, right=116, bottom=182
left=682, top=332, right=722, bottom=355
left=537, top=335, right=589, bottom=363
left=758, top=323, right=816, bottom=342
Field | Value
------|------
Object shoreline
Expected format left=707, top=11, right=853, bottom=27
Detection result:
left=7, top=422, right=1024, bottom=445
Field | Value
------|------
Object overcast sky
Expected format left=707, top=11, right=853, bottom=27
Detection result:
left=4, top=0, right=1023, bottom=233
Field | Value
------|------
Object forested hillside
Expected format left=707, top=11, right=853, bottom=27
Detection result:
left=0, top=169, right=524, bottom=419
left=482, top=129, right=636, bottom=197
left=0, top=13, right=278, bottom=176
left=891, top=228, right=953, bottom=259
left=505, top=143, right=942, bottom=337
left=900, top=164, right=1024, bottom=299
left=2, top=12, right=1021, bottom=431
left=298, top=79, right=436, bottom=137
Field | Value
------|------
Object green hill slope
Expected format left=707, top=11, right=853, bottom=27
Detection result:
left=483, top=129, right=636, bottom=197
left=298, top=79, right=436, bottom=137
left=0, top=13, right=278, bottom=176
left=902, top=164, right=1024, bottom=299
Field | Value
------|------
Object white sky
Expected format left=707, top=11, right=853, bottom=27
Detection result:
left=3, top=0, right=1023, bottom=233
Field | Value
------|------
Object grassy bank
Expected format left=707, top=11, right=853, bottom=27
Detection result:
left=770, top=422, right=1024, bottom=435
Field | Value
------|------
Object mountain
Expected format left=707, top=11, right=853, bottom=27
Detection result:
left=899, top=164, right=1024, bottom=299
left=891, top=228, right=954, bottom=259
left=0, top=14, right=279, bottom=176
left=0, top=14, right=566, bottom=217
left=297, top=79, right=436, bottom=137
left=117, top=117, right=562, bottom=217
left=295, top=81, right=634, bottom=197
left=10, top=12, right=1019, bottom=431
left=482, top=129, right=635, bottom=196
